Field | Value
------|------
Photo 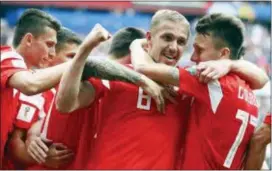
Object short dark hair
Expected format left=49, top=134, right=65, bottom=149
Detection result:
left=13, top=8, right=61, bottom=47
left=109, top=27, right=145, bottom=59
left=56, top=27, right=82, bottom=53
left=196, top=13, right=245, bottom=60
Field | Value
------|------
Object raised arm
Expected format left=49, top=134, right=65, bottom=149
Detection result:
left=9, top=62, right=69, bottom=96
left=57, top=24, right=167, bottom=113
left=55, top=24, right=110, bottom=113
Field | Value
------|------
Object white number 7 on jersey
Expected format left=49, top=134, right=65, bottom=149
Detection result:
left=223, top=109, right=249, bottom=168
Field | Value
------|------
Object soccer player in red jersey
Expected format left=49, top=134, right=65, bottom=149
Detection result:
left=128, top=13, right=269, bottom=169
left=244, top=112, right=271, bottom=169
left=56, top=10, right=192, bottom=169
left=0, top=8, right=74, bottom=168
left=3, top=27, right=82, bottom=169
left=39, top=27, right=148, bottom=169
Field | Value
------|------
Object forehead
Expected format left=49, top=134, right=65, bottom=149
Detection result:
left=155, top=20, right=189, bottom=40
left=194, top=33, right=214, bottom=48
left=36, top=26, right=57, bottom=42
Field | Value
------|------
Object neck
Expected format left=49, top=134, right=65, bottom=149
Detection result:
left=108, top=55, right=131, bottom=64
left=145, top=46, right=157, bottom=63
left=15, top=45, right=32, bottom=68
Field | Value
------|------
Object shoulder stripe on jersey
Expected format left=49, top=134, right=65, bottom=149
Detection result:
left=19, top=93, right=45, bottom=110
left=40, top=96, right=55, bottom=140
left=207, top=80, right=223, bottom=113
left=102, top=80, right=110, bottom=89
left=1, top=51, right=24, bottom=62
left=11, top=59, right=27, bottom=69
left=13, top=88, right=19, bottom=97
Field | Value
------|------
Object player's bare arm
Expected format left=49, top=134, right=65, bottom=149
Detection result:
left=8, top=128, right=40, bottom=165
left=25, top=120, right=74, bottom=168
left=129, top=38, right=154, bottom=67
left=197, top=59, right=269, bottom=89
left=56, top=24, right=111, bottom=113
left=244, top=123, right=271, bottom=170
left=57, top=24, right=168, bottom=113
left=136, top=63, right=180, bottom=86
left=8, top=62, right=70, bottom=96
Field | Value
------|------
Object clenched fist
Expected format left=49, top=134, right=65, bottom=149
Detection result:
left=83, top=23, right=111, bottom=48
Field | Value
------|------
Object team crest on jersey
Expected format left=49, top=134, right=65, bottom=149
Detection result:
left=17, top=104, right=36, bottom=122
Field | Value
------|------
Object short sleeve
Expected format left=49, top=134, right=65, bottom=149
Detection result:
left=14, top=93, right=45, bottom=129
left=14, top=102, right=40, bottom=129
left=1, top=50, right=28, bottom=89
left=178, top=67, right=209, bottom=104
left=263, top=113, right=271, bottom=125
left=88, top=78, right=110, bottom=101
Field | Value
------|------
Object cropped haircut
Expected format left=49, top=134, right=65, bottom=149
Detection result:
left=150, top=9, right=190, bottom=39
left=56, top=27, right=82, bottom=53
left=13, top=8, right=61, bottom=47
left=109, top=27, right=145, bottom=59
left=196, top=13, right=245, bottom=60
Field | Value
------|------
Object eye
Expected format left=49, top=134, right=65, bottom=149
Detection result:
left=163, top=34, right=173, bottom=42
left=46, top=42, right=55, bottom=48
left=177, top=38, right=186, bottom=45
left=66, top=53, right=75, bottom=59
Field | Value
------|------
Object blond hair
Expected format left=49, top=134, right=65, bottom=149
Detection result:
left=150, top=9, right=190, bottom=38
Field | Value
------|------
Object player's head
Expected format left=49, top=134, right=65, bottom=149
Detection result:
left=147, top=9, right=190, bottom=66
left=47, top=27, right=82, bottom=67
left=109, top=27, right=145, bottom=60
left=191, top=13, right=245, bottom=64
left=13, top=8, right=61, bottom=68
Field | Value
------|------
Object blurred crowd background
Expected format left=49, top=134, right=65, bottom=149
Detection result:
left=0, top=1, right=271, bottom=167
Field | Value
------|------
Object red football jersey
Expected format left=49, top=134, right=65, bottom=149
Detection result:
left=13, top=90, right=45, bottom=129
left=87, top=78, right=191, bottom=169
left=31, top=80, right=103, bottom=170
left=177, top=68, right=258, bottom=170
left=263, top=113, right=271, bottom=125
left=0, top=46, right=28, bottom=167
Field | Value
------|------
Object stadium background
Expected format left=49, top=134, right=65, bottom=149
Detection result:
left=1, top=1, right=271, bottom=168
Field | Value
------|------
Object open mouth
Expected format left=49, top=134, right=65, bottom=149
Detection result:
left=164, top=55, right=176, bottom=61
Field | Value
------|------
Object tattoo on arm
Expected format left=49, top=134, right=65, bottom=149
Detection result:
left=82, top=58, right=143, bottom=84
left=169, top=67, right=179, bottom=81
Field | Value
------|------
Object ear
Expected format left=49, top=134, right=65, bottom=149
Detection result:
left=220, top=47, right=230, bottom=59
left=24, top=33, right=34, bottom=47
left=146, top=31, right=152, bottom=47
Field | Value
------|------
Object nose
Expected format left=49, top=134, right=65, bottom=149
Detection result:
left=168, top=41, right=178, bottom=54
left=48, top=47, right=56, bottom=60
left=190, top=51, right=199, bottom=63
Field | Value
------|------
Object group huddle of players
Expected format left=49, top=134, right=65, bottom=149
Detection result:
left=0, top=8, right=271, bottom=170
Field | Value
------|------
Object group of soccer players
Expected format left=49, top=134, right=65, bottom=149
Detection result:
left=1, top=8, right=271, bottom=170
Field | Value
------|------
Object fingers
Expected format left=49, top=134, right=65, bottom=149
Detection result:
left=55, top=149, right=73, bottom=156
left=28, top=144, right=46, bottom=163
left=204, top=71, right=218, bottom=83
left=55, top=151, right=74, bottom=161
left=163, top=91, right=178, bottom=105
left=37, top=138, right=49, bottom=153
left=199, top=67, right=213, bottom=83
left=27, top=147, right=42, bottom=164
left=52, top=143, right=68, bottom=150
